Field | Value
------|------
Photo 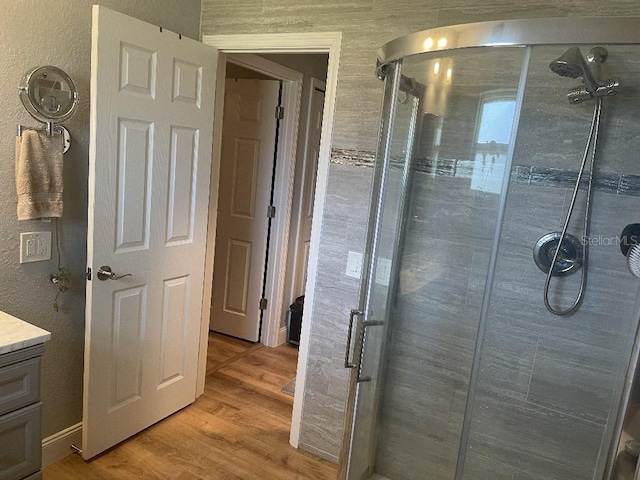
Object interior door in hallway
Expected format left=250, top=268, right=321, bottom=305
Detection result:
left=210, top=78, right=280, bottom=342
left=293, top=79, right=325, bottom=297
left=84, top=6, right=216, bottom=459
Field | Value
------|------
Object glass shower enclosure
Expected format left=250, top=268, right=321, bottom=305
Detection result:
left=339, top=18, right=640, bottom=480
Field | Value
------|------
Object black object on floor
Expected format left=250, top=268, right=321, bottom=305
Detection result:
left=287, top=295, right=304, bottom=346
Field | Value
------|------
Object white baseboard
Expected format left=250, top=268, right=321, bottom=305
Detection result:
left=42, top=422, right=82, bottom=467
left=278, top=326, right=288, bottom=345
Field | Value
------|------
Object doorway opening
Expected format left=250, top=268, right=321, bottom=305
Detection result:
left=209, top=53, right=328, bottom=346
left=205, top=50, right=329, bottom=441
left=199, top=32, right=342, bottom=449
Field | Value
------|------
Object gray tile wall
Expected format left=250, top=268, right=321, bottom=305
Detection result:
left=298, top=162, right=373, bottom=461
left=200, top=0, right=640, bottom=465
left=462, top=183, right=638, bottom=480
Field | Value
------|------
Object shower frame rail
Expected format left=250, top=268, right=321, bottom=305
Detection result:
left=376, top=17, right=640, bottom=76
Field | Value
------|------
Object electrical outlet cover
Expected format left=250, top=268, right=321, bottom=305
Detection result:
left=20, top=231, right=52, bottom=263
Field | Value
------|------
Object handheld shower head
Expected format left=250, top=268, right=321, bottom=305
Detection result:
left=550, top=46, right=599, bottom=96
left=549, top=47, right=587, bottom=79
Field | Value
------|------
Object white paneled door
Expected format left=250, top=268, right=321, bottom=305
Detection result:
left=83, top=6, right=217, bottom=459
left=293, top=80, right=325, bottom=298
left=210, top=79, right=280, bottom=342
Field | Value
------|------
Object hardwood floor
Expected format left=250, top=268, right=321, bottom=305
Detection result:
left=206, top=332, right=262, bottom=375
left=44, top=333, right=338, bottom=480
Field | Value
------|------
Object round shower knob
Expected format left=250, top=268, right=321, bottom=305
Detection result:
left=533, top=232, right=583, bottom=277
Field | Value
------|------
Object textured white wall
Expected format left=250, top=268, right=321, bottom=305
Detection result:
left=0, top=0, right=200, bottom=438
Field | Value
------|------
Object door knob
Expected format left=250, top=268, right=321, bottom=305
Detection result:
left=97, top=265, right=132, bottom=281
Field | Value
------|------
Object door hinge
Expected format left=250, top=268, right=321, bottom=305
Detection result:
left=275, top=105, right=284, bottom=120
left=86, top=267, right=92, bottom=281
left=267, top=205, right=276, bottom=218
left=259, top=298, right=268, bottom=310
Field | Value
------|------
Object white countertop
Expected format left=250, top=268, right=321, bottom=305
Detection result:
left=0, top=310, right=51, bottom=355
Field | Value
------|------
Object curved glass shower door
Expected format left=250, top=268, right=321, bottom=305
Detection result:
left=344, top=46, right=529, bottom=479
left=342, top=62, right=423, bottom=480
left=341, top=19, right=640, bottom=480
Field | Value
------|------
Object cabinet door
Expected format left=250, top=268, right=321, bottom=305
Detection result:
left=0, top=403, right=41, bottom=480
left=0, top=357, right=40, bottom=416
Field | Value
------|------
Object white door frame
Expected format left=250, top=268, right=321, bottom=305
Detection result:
left=199, top=32, right=342, bottom=449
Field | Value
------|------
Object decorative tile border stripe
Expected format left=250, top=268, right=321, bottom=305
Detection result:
left=331, top=148, right=375, bottom=167
left=515, top=166, right=623, bottom=193
left=331, top=148, right=640, bottom=197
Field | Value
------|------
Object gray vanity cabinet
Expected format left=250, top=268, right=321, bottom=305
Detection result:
left=0, top=344, right=44, bottom=480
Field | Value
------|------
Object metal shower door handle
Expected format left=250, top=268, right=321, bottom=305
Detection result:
left=344, top=309, right=363, bottom=369
left=356, top=320, right=385, bottom=383
left=97, top=265, right=132, bottom=281
left=344, top=308, right=385, bottom=382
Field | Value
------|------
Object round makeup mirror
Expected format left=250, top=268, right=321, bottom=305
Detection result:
left=19, top=66, right=78, bottom=123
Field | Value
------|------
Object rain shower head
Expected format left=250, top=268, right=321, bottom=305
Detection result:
left=549, top=46, right=599, bottom=95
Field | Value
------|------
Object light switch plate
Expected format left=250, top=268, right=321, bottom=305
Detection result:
left=345, top=251, right=363, bottom=279
left=20, top=231, right=52, bottom=263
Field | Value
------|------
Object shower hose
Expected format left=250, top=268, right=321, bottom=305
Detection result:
left=543, top=97, right=602, bottom=315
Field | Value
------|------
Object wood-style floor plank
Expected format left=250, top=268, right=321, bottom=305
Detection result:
left=206, top=332, right=262, bottom=375
left=44, top=333, right=337, bottom=480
